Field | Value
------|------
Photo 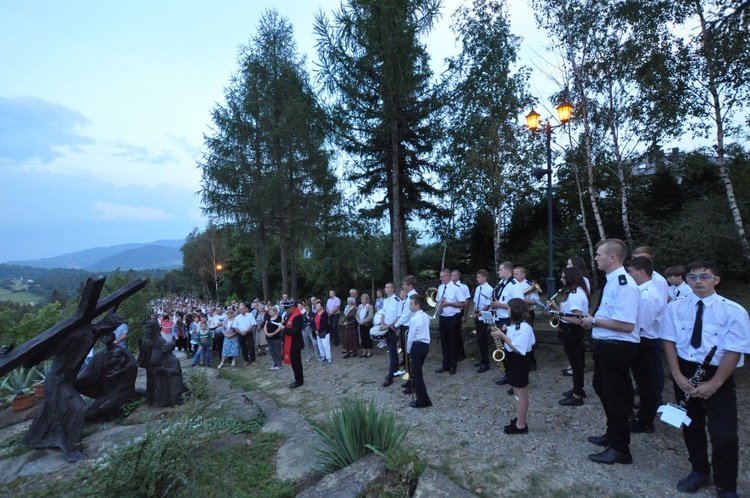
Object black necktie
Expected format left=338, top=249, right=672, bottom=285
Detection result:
left=676, top=289, right=681, bottom=297
left=691, top=300, right=704, bottom=349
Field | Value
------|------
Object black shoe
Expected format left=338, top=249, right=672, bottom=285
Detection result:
left=588, top=434, right=611, bottom=447
left=343, top=353, right=351, bottom=358
left=676, top=472, right=710, bottom=493
left=401, top=382, right=410, bottom=388
left=507, top=387, right=514, bottom=395
left=562, top=389, right=587, bottom=398
left=503, top=421, right=528, bottom=434
left=402, top=388, right=414, bottom=395
left=435, top=366, right=448, bottom=374
left=629, top=416, right=655, bottom=434
left=382, top=378, right=393, bottom=387
left=588, top=448, right=632, bottom=465
left=496, top=375, right=509, bottom=385
left=473, top=361, right=483, bottom=367
left=562, top=367, right=573, bottom=377
left=289, top=382, right=302, bottom=389
left=559, top=396, right=584, bottom=406
left=409, top=399, right=432, bottom=408
left=715, top=488, right=739, bottom=498
left=449, top=368, right=457, bottom=375
left=477, top=365, right=490, bottom=373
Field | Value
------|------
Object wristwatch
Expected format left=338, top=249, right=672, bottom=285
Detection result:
left=591, top=317, right=597, bottom=327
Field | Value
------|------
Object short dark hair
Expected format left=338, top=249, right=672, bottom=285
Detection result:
left=626, top=256, right=653, bottom=275
left=410, top=294, right=425, bottom=309
left=402, top=275, right=417, bottom=287
left=499, top=261, right=513, bottom=271
left=507, top=298, right=531, bottom=325
left=633, top=246, right=656, bottom=260
left=477, top=269, right=489, bottom=278
left=664, top=266, right=686, bottom=278
left=686, top=260, right=720, bottom=276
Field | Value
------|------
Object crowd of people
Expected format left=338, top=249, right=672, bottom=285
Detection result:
left=148, top=239, right=749, bottom=497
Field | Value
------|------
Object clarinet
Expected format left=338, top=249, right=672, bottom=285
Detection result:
left=678, top=345, right=718, bottom=408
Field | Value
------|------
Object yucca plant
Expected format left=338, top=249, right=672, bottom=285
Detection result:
left=313, top=398, right=409, bottom=472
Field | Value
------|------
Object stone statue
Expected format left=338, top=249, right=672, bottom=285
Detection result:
left=0, top=277, right=148, bottom=462
left=152, top=337, right=185, bottom=407
left=137, top=319, right=161, bottom=404
left=76, top=332, right=139, bottom=420
left=21, top=312, right=123, bottom=461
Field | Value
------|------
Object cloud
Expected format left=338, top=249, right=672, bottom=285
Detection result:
left=0, top=96, right=93, bottom=163
left=93, top=201, right=175, bottom=221
left=110, top=140, right=176, bottom=164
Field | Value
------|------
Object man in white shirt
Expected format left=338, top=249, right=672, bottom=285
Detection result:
left=492, top=261, right=524, bottom=385
left=393, top=275, right=418, bottom=389
left=208, top=308, right=223, bottom=354
left=326, top=290, right=342, bottom=347
left=451, top=270, right=471, bottom=361
left=233, top=302, right=257, bottom=366
left=633, top=246, right=669, bottom=301
left=665, top=266, right=692, bottom=301
left=381, top=282, right=402, bottom=387
left=113, top=322, right=129, bottom=350
left=472, top=269, right=494, bottom=373
left=580, top=239, right=640, bottom=465
left=659, top=261, right=750, bottom=496
left=626, top=257, right=667, bottom=433
left=435, top=268, right=465, bottom=375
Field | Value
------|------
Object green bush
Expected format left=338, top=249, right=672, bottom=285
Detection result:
left=184, top=369, right=211, bottom=401
left=313, top=398, right=409, bottom=473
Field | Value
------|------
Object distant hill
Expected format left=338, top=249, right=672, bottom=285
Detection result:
left=5, top=239, right=185, bottom=271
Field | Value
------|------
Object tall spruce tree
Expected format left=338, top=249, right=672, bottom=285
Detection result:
left=315, top=0, right=444, bottom=282
left=199, top=10, right=335, bottom=299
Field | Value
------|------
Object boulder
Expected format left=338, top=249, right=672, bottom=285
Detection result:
left=297, top=453, right=386, bottom=498
left=413, top=468, right=478, bottom=498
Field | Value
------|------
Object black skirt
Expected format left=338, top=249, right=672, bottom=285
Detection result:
left=506, top=350, right=531, bottom=388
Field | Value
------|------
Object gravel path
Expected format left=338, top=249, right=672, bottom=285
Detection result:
left=223, top=331, right=749, bottom=497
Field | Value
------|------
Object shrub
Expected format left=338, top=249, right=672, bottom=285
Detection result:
left=313, top=398, right=409, bottom=473
left=184, top=369, right=211, bottom=401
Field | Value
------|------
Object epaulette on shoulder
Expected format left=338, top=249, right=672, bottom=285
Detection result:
left=394, top=296, right=401, bottom=302
left=525, top=279, right=532, bottom=285
left=510, top=279, right=517, bottom=284
left=618, top=274, right=627, bottom=285
left=571, top=289, right=577, bottom=293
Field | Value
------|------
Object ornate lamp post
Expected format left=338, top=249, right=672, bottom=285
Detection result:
left=525, top=102, right=572, bottom=299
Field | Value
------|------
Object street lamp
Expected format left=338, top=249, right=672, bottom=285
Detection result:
left=525, top=102, right=572, bottom=300
left=214, top=263, right=223, bottom=302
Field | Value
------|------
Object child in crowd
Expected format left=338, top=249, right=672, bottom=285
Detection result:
left=265, top=306, right=284, bottom=370
left=406, top=295, right=432, bottom=408
left=191, top=321, right=212, bottom=368
left=491, top=298, right=535, bottom=434
left=665, top=266, right=692, bottom=301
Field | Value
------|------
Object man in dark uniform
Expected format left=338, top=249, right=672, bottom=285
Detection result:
left=580, top=239, right=640, bottom=465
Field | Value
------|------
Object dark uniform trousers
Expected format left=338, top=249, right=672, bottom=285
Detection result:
left=631, top=337, right=660, bottom=423
left=410, top=341, right=430, bottom=404
left=592, top=339, right=639, bottom=455
left=439, top=314, right=461, bottom=369
left=290, top=348, right=303, bottom=385
left=386, top=328, right=400, bottom=380
left=559, top=322, right=586, bottom=396
left=676, top=358, right=738, bottom=492
left=476, top=320, right=490, bottom=367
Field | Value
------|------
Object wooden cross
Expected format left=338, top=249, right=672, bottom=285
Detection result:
left=0, top=276, right=148, bottom=377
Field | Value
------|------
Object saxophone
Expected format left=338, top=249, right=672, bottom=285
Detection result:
left=490, top=326, right=506, bottom=369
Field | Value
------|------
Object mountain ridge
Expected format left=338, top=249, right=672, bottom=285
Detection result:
left=4, top=239, right=185, bottom=271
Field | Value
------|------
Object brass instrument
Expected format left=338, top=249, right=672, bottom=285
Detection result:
left=426, top=287, right=445, bottom=320
left=489, top=326, right=506, bottom=369
left=523, top=280, right=543, bottom=296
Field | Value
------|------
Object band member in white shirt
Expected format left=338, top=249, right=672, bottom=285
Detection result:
left=435, top=268, right=465, bottom=375
left=472, top=269, right=495, bottom=373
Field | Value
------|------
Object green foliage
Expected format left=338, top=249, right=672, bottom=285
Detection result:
left=79, top=403, right=271, bottom=497
left=0, top=302, right=63, bottom=349
left=313, top=398, right=409, bottom=473
left=361, top=449, right=426, bottom=498
left=102, top=270, right=155, bottom=354
left=0, top=367, right=42, bottom=396
left=184, top=369, right=211, bottom=401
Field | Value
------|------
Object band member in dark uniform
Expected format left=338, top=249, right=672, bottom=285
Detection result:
left=435, top=268, right=465, bottom=375
left=472, top=269, right=494, bottom=373
left=556, top=267, right=590, bottom=406
left=580, top=239, right=639, bottom=465
left=659, top=261, right=750, bottom=497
